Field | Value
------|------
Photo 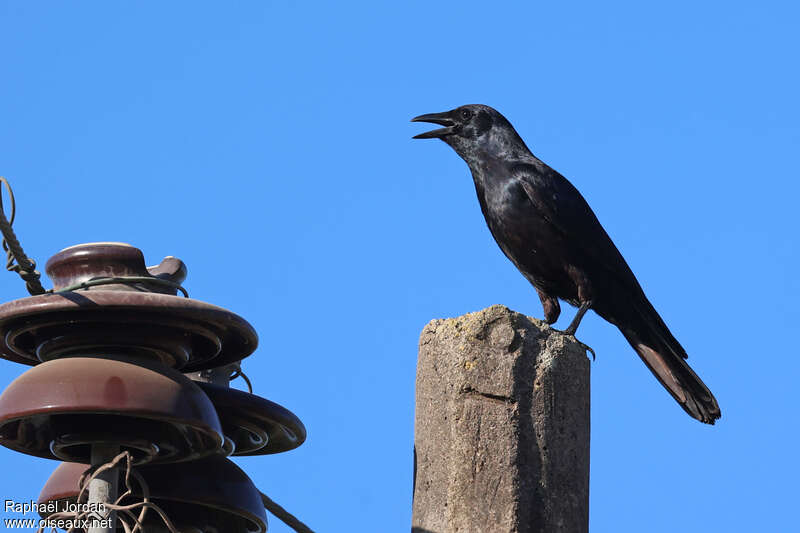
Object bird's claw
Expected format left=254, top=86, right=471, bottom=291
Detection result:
left=578, top=339, right=596, bottom=361
left=555, top=330, right=596, bottom=361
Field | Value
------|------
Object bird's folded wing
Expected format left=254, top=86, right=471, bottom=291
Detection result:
left=514, top=163, right=644, bottom=294
left=515, top=164, right=686, bottom=359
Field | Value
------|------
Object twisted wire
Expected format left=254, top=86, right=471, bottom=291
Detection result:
left=0, top=177, right=46, bottom=295
left=37, top=451, right=180, bottom=533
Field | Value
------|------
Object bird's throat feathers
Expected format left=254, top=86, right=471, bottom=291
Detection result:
left=445, top=125, right=532, bottom=175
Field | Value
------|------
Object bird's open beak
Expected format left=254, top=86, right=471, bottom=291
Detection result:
left=411, top=112, right=456, bottom=139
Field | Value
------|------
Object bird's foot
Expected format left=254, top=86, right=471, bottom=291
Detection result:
left=574, top=337, right=596, bottom=361
left=553, top=329, right=596, bottom=361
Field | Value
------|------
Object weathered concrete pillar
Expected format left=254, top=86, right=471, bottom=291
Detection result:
left=412, top=305, right=590, bottom=533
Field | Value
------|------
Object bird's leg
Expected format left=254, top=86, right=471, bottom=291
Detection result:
left=552, top=300, right=596, bottom=360
left=564, top=300, right=592, bottom=336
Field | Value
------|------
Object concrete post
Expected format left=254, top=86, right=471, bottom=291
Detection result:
left=412, top=305, right=590, bottom=533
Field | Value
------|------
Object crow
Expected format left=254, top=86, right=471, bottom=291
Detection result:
left=412, top=104, right=720, bottom=424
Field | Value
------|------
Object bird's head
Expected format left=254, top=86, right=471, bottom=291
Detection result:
left=412, top=104, right=523, bottom=162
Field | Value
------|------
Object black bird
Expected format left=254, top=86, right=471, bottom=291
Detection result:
left=412, top=104, right=720, bottom=424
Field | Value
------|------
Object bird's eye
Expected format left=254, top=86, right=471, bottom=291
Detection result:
left=460, top=109, right=472, bottom=120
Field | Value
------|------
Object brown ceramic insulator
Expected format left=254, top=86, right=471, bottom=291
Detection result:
left=0, top=291, right=257, bottom=371
left=39, top=458, right=268, bottom=533
left=45, top=242, right=186, bottom=294
left=0, top=357, right=224, bottom=464
left=197, top=382, right=306, bottom=456
left=35, top=461, right=84, bottom=517
left=0, top=242, right=257, bottom=370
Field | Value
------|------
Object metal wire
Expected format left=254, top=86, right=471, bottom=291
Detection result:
left=260, top=491, right=315, bottom=533
left=54, top=276, right=189, bottom=298
left=0, top=177, right=46, bottom=295
left=229, top=362, right=253, bottom=393
left=38, top=451, right=180, bottom=533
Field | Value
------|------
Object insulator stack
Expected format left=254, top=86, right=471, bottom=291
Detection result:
left=0, top=242, right=306, bottom=532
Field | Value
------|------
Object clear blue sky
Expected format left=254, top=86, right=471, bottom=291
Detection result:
left=1, top=1, right=798, bottom=531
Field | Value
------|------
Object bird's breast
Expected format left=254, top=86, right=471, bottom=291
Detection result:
left=476, top=177, right=570, bottom=288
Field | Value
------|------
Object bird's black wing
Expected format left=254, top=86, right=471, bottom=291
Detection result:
left=513, top=162, right=642, bottom=294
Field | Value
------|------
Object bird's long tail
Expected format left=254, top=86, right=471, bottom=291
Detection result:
left=617, top=305, right=721, bottom=424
